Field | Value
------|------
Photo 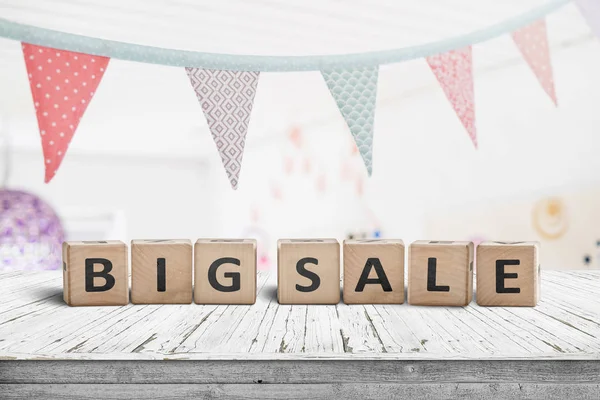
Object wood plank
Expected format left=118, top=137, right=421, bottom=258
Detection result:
left=2, top=382, right=600, bottom=400
left=1, top=360, right=599, bottom=384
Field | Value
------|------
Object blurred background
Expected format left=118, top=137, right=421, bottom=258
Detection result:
left=1, top=0, right=599, bottom=271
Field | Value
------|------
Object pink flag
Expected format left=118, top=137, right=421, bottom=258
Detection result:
left=576, top=0, right=600, bottom=39
left=426, top=47, right=477, bottom=148
left=22, top=43, right=109, bottom=182
left=512, top=19, right=557, bottom=105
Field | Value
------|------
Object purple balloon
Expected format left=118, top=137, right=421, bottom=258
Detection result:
left=0, top=189, right=64, bottom=271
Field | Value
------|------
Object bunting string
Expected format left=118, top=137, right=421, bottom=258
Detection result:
left=0, top=0, right=596, bottom=188
left=0, top=0, right=568, bottom=71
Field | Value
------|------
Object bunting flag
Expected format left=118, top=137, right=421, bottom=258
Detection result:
left=185, top=68, right=259, bottom=189
left=512, top=19, right=557, bottom=105
left=22, top=43, right=109, bottom=182
left=576, top=0, right=600, bottom=39
left=322, top=67, right=378, bottom=175
left=426, top=47, right=477, bottom=148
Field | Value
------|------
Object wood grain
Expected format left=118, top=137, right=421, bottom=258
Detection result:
left=476, top=241, right=540, bottom=306
left=62, top=241, right=128, bottom=306
left=343, top=239, right=404, bottom=304
left=131, top=239, right=192, bottom=304
left=277, top=239, right=340, bottom=305
left=408, top=241, right=473, bottom=306
left=194, top=239, right=257, bottom=305
left=0, top=270, right=598, bottom=361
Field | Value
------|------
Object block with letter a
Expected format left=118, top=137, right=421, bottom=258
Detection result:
left=278, top=239, right=340, bottom=304
left=476, top=241, right=540, bottom=306
left=408, top=240, right=473, bottom=306
left=62, top=241, right=128, bottom=306
left=343, top=239, right=405, bottom=304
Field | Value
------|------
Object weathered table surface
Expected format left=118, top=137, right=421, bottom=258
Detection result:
left=1, top=270, right=599, bottom=399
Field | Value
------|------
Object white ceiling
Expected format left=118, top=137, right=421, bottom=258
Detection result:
left=0, top=0, right=584, bottom=55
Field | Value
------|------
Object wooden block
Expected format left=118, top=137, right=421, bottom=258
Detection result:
left=131, top=239, right=192, bottom=304
left=343, top=239, right=405, bottom=304
left=278, top=239, right=340, bottom=304
left=476, top=241, right=540, bottom=306
left=62, top=241, right=128, bottom=306
left=194, top=239, right=257, bottom=305
left=408, top=240, right=473, bottom=306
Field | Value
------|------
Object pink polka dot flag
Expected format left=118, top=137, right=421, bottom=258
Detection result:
left=512, top=19, right=557, bottom=106
left=22, top=43, right=110, bottom=183
left=426, top=46, right=477, bottom=148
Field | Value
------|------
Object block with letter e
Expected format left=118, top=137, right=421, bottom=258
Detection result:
left=278, top=239, right=340, bottom=304
left=62, top=241, right=128, bottom=306
left=476, top=241, right=540, bottom=306
left=194, top=239, right=257, bottom=305
left=408, top=241, right=474, bottom=306
left=343, top=239, right=404, bottom=304
left=131, top=239, right=192, bottom=304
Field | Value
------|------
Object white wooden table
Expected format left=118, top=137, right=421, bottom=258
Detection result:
left=0, top=270, right=599, bottom=399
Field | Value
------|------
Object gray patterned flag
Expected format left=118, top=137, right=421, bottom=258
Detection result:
left=186, top=68, right=260, bottom=189
left=322, top=67, right=379, bottom=176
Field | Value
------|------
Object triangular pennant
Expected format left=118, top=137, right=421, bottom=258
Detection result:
left=575, top=0, right=600, bottom=39
left=322, top=67, right=378, bottom=176
left=186, top=68, right=259, bottom=189
left=512, top=19, right=557, bottom=105
left=22, top=43, right=109, bottom=182
left=426, top=47, right=477, bottom=148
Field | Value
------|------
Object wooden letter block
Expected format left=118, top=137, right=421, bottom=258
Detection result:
left=408, top=241, right=473, bottom=306
left=194, top=239, right=257, bottom=305
left=343, top=239, right=404, bottom=304
left=62, top=241, right=128, bottom=306
left=131, top=239, right=192, bottom=304
left=278, top=239, right=340, bottom=304
left=476, top=241, right=540, bottom=306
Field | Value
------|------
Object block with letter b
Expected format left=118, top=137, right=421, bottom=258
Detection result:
left=408, top=241, right=474, bottom=306
left=343, top=239, right=404, bottom=304
left=62, top=241, right=128, bottom=306
left=131, top=239, right=192, bottom=304
left=194, top=239, right=257, bottom=305
left=278, top=239, right=340, bottom=304
left=476, top=241, right=540, bottom=306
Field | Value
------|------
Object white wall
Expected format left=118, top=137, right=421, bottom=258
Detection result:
left=2, top=12, right=600, bottom=263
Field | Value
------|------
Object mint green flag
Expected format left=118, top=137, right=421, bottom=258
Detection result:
left=322, top=67, right=379, bottom=175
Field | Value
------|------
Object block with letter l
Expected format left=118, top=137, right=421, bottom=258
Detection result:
left=62, top=240, right=128, bottom=306
left=476, top=241, right=540, bottom=306
left=194, top=239, right=257, bottom=305
left=408, top=240, right=474, bottom=306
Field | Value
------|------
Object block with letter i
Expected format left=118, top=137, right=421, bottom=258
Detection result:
left=62, top=241, right=128, bottom=306
left=278, top=239, right=340, bottom=304
left=194, top=239, right=257, bottom=305
left=408, top=241, right=474, bottom=306
left=343, top=239, right=404, bottom=304
left=131, top=239, right=192, bottom=304
left=476, top=241, right=540, bottom=307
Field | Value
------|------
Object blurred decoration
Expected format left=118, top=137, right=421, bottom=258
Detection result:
left=316, top=173, right=327, bottom=194
left=288, top=126, right=303, bottom=149
left=576, top=0, right=600, bottom=39
left=303, top=157, right=312, bottom=174
left=270, top=182, right=283, bottom=201
left=532, top=197, right=568, bottom=239
left=512, top=20, right=557, bottom=105
left=240, top=224, right=272, bottom=271
left=0, top=189, right=65, bottom=270
left=426, top=46, right=477, bottom=148
left=22, top=43, right=110, bottom=183
left=1, top=0, right=593, bottom=186
left=186, top=68, right=259, bottom=190
left=283, top=156, right=294, bottom=175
